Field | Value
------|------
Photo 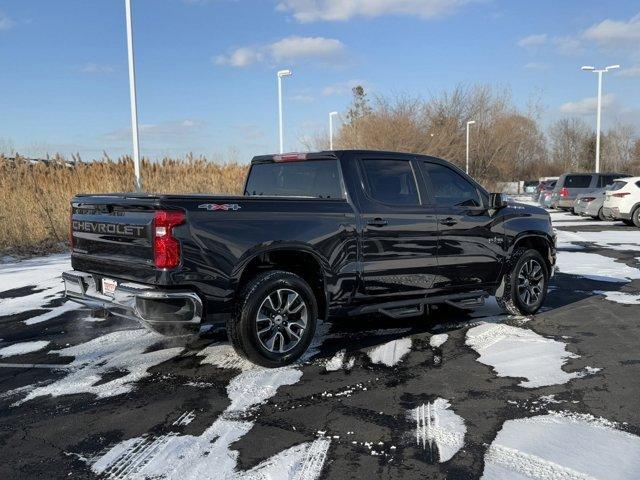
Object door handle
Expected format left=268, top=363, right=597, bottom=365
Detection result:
left=439, top=217, right=457, bottom=226
left=367, top=217, right=388, bottom=227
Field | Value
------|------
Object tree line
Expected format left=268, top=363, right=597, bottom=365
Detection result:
left=307, top=85, right=640, bottom=184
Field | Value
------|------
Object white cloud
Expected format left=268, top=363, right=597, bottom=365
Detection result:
left=518, top=34, right=547, bottom=48
left=276, top=0, right=482, bottom=22
left=560, top=94, right=615, bottom=116
left=553, top=35, right=583, bottom=55
left=232, top=123, right=265, bottom=141
left=215, top=36, right=345, bottom=68
left=290, top=93, right=315, bottom=103
left=77, top=63, right=115, bottom=75
left=618, top=65, right=640, bottom=77
left=105, top=120, right=204, bottom=142
left=323, top=79, right=367, bottom=96
left=0, top=10, right=14, bottom=30
left=583, top=13, right=640, bottom=46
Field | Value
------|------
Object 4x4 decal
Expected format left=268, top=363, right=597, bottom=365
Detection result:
left=198, top=203, right=241, bottom=211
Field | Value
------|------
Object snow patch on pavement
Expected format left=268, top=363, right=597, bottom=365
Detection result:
left=23, top=301, right=82, bottom=325
left=555, top=229, right=640, bottom=252
left=0, top=340, right=50, bottom=357
left=465, top=323, right=591, bottom=388
left=92, top=342, right=329, bottom=480
left=14, top=330, right=182, bottom=405
left=595, top=290, right=640, bottom=305
left=0, top=254, right=70, bottom=317
left=556, top=251, right=640, bottom=283
left=482, top=412, right=640, bottom=480
left=367, top=338, right=412, bottom=366
left=325, top=349, right=346, bottom=371
left=412, top=398, right=466, bottom=462
left=429, top=334, right=449, bottom=349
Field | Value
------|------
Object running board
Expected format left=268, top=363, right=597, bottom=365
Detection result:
left=349, top=290, right=490, bottom=318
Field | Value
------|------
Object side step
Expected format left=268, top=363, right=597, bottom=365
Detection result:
left=348, top=290, right=490, bottom=319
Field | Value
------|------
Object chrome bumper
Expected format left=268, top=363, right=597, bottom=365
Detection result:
left=62, top=270, right=202, bottom=332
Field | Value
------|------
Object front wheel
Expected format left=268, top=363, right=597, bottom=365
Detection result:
left=227, top=270, right=318, bottom=367
left=496, top=248, right=549, bottom=316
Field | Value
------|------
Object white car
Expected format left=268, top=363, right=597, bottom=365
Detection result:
left=602, top=176, right=640, bottom=227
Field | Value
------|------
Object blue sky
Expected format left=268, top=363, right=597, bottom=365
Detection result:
left=0, top=0, right=639, bottom=162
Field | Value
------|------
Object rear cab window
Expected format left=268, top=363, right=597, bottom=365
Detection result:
left=562, top=175, right=592, bottom=188
left=360, top=159, right=420, bottom=206
left=245, top=160, right=344, bottom=199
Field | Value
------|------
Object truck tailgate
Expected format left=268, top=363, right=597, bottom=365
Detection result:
left=71, top=196, right=160, bottom=282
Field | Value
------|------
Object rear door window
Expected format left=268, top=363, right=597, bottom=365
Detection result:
left=609, top=181, right=627, bottom=191
left=563, top=175, right=592, bottom=188
left=360, top=159, right=420, bottom=205
left=420, top=162, right=481, bottom=207
left=245, top=160, right=343, bottom=198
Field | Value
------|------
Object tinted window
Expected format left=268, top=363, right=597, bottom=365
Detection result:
left=563, top=175, right=592, bottom=188
left=245, top=160, right=343, bottom=198
left=422, top=162, right=481, bottom=207
left=610, top=181, right=627, bottom=191
left=598, top=175, right=621, bottom=188
left=361, top=159, right=419, bottom=205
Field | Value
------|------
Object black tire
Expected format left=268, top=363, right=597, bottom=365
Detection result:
left=632, top=207, right=640, bottom=228
left=622, top=219, right=634, bottom=226
left=598, top=208, right=606, bottom=221
left=570, top=208, right=577, bottom=215
left=496, top=248, right=549, bottom=316
left=227, top=270, right=318, bottom=368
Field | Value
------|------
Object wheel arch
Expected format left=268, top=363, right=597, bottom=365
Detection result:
left=233, top=245, right=329, bottom=319
left=510, top=233, right=554, bottom=272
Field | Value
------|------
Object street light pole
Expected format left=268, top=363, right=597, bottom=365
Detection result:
left=277, top=69, right=292, bottom=153
left=329, top=111, right=338, bottom=150
left=581, top=64, right=620, bottom=173
left=465, top=120, right=475, bottom=175
left=124, top=0, right=141, bottom=192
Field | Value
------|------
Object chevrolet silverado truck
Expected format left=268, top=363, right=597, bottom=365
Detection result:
left=64, top=150, right=556, bottom=367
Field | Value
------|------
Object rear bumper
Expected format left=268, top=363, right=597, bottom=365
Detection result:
left=62, top=270, right=202, bottom=334
left=554, top=199, right=574, bottom=208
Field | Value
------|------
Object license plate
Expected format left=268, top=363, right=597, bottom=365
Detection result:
left=101, top=278, right=118, bottom=296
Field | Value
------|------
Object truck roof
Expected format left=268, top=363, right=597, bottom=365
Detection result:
left=250, top=150, right=446, bottom=165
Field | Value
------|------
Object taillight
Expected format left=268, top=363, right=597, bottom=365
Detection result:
left=69, top=208, right=75, bottom=251
left=273, top=153, right=307, bottom=162
left=153, top=210, right=185, bottom=269
left=612, top=192, right=630, bottom=198
left=560, top=187, right=569, bottom=197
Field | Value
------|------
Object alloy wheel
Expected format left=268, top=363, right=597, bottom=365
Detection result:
left=256, top=288, right=308, bottom=354
left=516, top=259, right=545, bottom=307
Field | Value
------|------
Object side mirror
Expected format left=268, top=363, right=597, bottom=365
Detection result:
left=490, top=192, right=506, bottom=209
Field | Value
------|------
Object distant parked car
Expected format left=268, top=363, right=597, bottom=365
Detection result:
left=602, top=176, right=640, bottom=226
left=523, top=180, right=538, bottom=194
left=550, top=172, right=628, bottom=212
left=535, top=179, right=557, bottom=201
left=573, top=187, right=610, bottom=220
left=537, top=181, right=556, bottom=207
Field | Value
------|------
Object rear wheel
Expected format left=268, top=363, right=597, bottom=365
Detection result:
left=496, top=248, right=549, bottom=316
left=598, top=208, right=606, bottom=221
left=227, top=270, right=318, bottom=367
left=632, top=207, right=640, bottom=228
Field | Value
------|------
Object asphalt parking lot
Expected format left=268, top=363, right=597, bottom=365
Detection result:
left=1, top=204, right=640, bottom=480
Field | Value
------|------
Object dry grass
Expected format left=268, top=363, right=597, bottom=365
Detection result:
left=0, top=156, right=248, bottom=256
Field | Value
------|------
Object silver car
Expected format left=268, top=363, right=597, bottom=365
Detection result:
left=574, top=188, right=608, bottom=220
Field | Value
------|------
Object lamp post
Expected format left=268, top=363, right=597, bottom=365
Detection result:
left=124, top=0, right=141, bottom=191
left=329, top=111, right=338, bottom=150
left=465, top=120, right=475, bottom=175
left=277, top=69, right=292, bottom=153
left=581, top=64, right=620, bottom=173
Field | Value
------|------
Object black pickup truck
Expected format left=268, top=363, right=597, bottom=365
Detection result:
left=64, top=150, right=556, bottom=367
